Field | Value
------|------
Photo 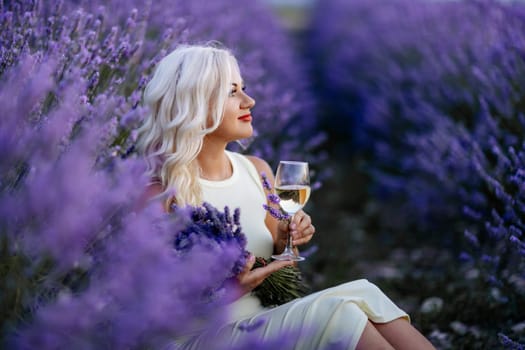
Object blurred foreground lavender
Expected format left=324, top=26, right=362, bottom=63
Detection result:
left=0, top=0, right=325, bottom=348
left=309, top=0, right=525, bottom=348
left=0, top=52, right=237, bottom=349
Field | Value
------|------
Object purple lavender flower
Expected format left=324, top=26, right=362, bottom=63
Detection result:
left=15, top=206, right=241, bottom=349
left=237, top=318, right=267, bottom=332
left=174, top=203, right=248, bottom=279
left=1, top=0, right=325, bottom=348
left=268, top=193, right=281, bottom=205
left=260, top=172, right=291, bottom=221
left=310, top=0, right=525, bottom=345
left=260, top=172, right=272, bottom=191
left=498, top=333, right=525, bottom=350
left=263, top=204, right=291, bottom=221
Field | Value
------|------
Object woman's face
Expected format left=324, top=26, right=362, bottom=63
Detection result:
left=207, top=67, right=256, bottom=143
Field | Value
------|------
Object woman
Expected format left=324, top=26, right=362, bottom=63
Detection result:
left=138, top=44, right=435, bottom=350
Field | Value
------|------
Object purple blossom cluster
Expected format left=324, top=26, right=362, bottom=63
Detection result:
left=499, top=333, right=525, bottom=350
left=260, top=172, right=291, bottom=221
left=1, top=0, right=323, bottom=348
left=310, top=0, right=525, bottom=229
left=0, top=51, right=241, bottom=348
left=173, top=202, right=248, bottom=279
left=0, top=56, right=216, bottom=347
left=1, top=0, right=168, bottom=165
left=310, top=0, right=525, bottom=346
left=14, top=204, right=246, bottom=349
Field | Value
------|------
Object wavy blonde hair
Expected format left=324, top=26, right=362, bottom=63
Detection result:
left=137, top=44, right=238, bottom=209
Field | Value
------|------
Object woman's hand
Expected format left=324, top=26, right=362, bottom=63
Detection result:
left=236, top=254, right=293, bottom=295
left=277, top=210, right=316, bottom=247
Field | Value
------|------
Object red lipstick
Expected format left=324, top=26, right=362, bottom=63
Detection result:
left=238, top=114, right=252, bottom=122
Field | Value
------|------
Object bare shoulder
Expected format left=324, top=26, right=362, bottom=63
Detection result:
left=245, top=155, right=273, bottom=176
left=144, top=181, right=163, bottom=199
left=136, top=181, right=164, bottom=211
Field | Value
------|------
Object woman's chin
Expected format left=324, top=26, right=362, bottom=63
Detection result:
left=239, top=127, right=253, bottom=139
left=231, top=131, right=254, bottom=147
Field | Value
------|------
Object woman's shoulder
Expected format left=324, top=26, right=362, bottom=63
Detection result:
left=145, top=181, right=163, bottom=197
left=136, top=180, right=164, bottom=211
left=225, top=151, right=274, bottom=187
left=243, top=154, right=273, bottom=175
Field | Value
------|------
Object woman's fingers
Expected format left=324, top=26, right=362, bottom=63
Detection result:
left=293, top=224, right=315, bottom=246
left=290, top=210, right=315, bottom=245
left=240, top=254, right=256, bottom=275
left=237, top=259, right=293, bottom=293
left=249, top=260, right=293, bottom=281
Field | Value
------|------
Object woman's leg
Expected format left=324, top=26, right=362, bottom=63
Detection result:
left=373, top=318, right=436, bottom=350
left=356, top=321, right=395, bottom=350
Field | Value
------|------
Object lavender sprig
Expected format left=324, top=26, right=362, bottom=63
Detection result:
left=260, top=172, right=290, bottom=221
left=260, top=172, right=272, bottom=191
left=498, top=333, right=525, bottom=350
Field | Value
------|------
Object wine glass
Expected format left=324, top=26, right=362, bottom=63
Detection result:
left=271, top=161, right=311, bottom=262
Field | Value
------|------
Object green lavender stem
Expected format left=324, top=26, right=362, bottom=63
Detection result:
left=251, top=257, right=309, bottom=307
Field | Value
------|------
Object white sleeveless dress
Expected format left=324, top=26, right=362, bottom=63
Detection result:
left=173, top=151, right=409, bottom=350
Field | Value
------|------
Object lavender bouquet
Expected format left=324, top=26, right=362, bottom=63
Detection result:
left=173, top=202, right=308, bottom=308
left=173, top=203, right=248, bottom=303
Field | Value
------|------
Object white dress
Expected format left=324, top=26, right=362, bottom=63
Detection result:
left=173, top=151, right=409, bottom=350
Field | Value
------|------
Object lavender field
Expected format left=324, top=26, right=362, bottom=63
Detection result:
left=1, top=0, right=524, bottom=349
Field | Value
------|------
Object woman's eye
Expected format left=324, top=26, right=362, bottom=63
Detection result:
left=229, top=85, right=245, bottom=96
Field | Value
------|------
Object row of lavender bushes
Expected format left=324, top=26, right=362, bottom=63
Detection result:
left=309, top=0, right=525, bottom=348
left=0, top=0, right=325, bottom=348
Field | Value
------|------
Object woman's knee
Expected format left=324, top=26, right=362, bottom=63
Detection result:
left=356, top=321, right=395, bottom=350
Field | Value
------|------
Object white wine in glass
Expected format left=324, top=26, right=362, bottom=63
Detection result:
left=271, top=161, right=311, bottom=261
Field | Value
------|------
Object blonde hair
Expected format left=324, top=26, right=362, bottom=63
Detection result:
left=137, top=44, right=239, bottom=209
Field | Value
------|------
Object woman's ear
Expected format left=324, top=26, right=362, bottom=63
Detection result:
left=206, top=101, right=221, bottom=129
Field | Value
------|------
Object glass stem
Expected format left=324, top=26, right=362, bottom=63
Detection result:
left=286, top=228, right=294, bottom=252
left=283, top=216, right=295, bottom=254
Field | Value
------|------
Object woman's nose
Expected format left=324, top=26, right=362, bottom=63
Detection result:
left=242, top=92, right=255, bottom=109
